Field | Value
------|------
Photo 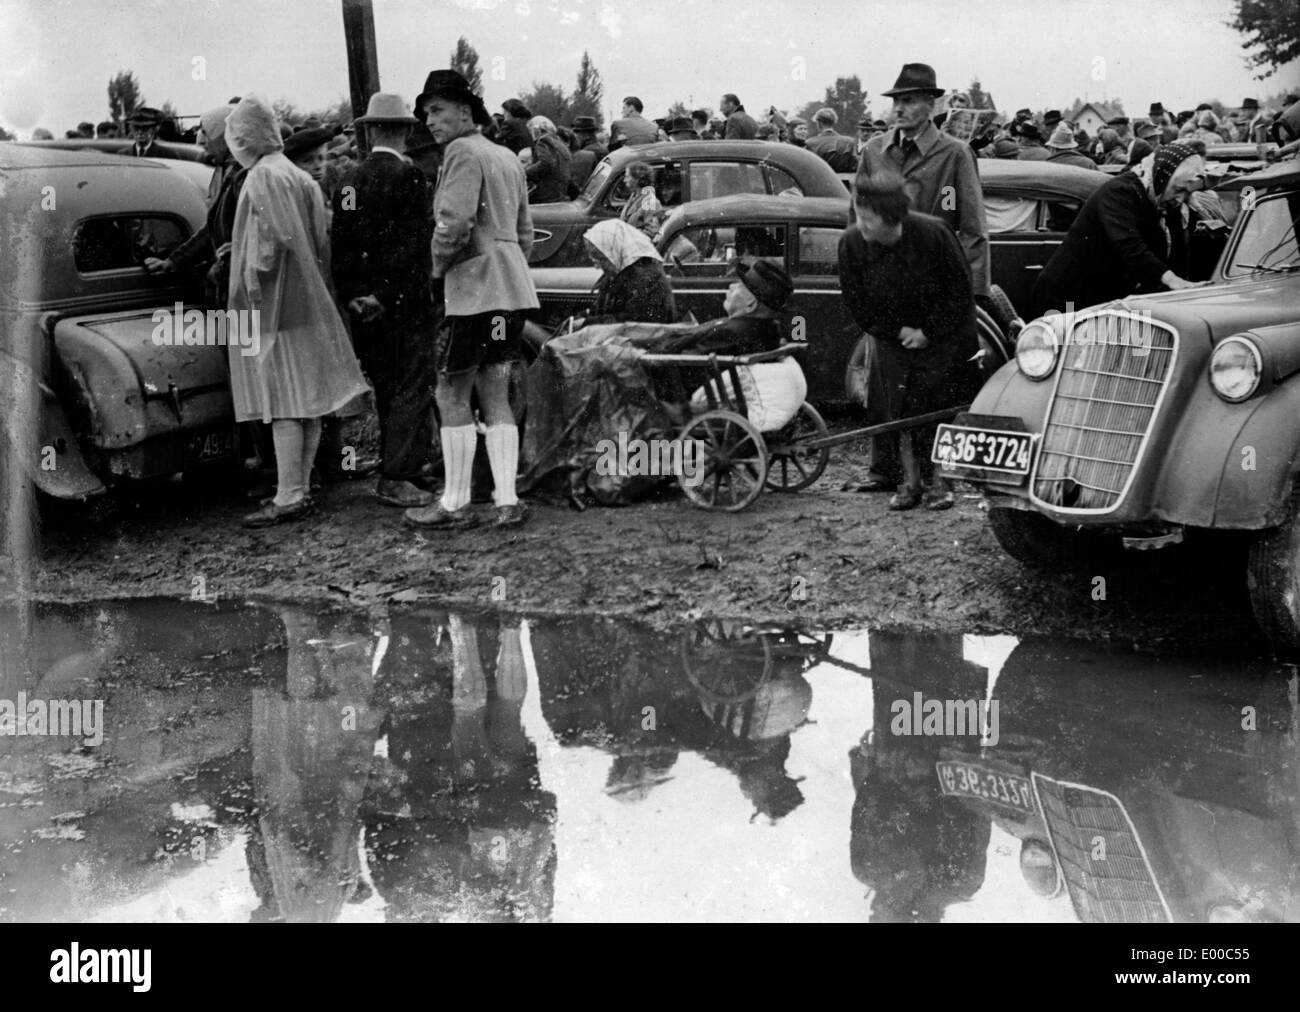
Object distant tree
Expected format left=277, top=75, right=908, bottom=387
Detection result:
left=157, top=99, right=182, bottom=141
left=1228, top=0, right=1300, bottom=76
left=569, top=50, right=604, bottom=128
left=798, top=75, right=868, bottom=130
left=450, top=36, right=484, bottom=96
left=272, top=97, right=300, bottom=127
left=0, top=124, right=12, bottom=141
left=107, top=70, right=143, bottom=126
left=967, top=78, right=996, bottom=111
left=519, top=81, right=569, bottom=124
left=665, top=100, right=690, bottom=119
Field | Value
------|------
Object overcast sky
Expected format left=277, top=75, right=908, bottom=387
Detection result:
left=1, top=0, right=1296, bottom=136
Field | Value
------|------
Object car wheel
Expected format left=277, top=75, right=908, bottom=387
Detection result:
left=1246, top=489, right=1300, bottom=657
left=988, top=284, right=1023, bottom=337
left=988, top=507, right=1105, bottom=571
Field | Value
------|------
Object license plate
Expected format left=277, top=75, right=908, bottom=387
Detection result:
left=184, top=428, right=235, bottom=465
left=932, top=423, right=1035, bottom=483
left=936, top=760, right=1036, bottom=814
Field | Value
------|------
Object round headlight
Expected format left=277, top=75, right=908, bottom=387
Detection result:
left=1016, top=320, right=1060, bottom=380
left=1209, top=336, right=1262, bottom=402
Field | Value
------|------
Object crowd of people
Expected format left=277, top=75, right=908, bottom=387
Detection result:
left=30, top=58, right=1300, bottom=524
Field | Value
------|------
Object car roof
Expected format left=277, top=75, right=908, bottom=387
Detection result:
left=977, top=158, right=1107, bottom=202
left=1215, top=158, right=1300, bottom=192
left=13, top=138, right=208, bottom=162
left=662, top=194, right=849, bottom=232
left=599, top=139, right=844, bottom=194
left=0, top=142, right=181, bottom=170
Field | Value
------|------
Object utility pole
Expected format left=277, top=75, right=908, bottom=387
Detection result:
left=341, top=0, right=380, bottom=154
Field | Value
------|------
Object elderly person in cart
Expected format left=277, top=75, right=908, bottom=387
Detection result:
left=838, top=169, right=979, bottom=511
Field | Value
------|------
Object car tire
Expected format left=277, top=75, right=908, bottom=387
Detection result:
left=988, top=507, right=1104, bottom=571
left=1246, top=489, right=1300, bottom=657
left=988, top=284, right=1023, bottom=336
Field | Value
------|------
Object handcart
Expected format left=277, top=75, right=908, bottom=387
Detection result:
left=639, top=342, right=970, bottom=513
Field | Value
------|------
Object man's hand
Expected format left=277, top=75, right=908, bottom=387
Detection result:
left=347, top=295, right=385, bottom=323
left=143, top=257, right=174, bottom=275
left=899, top=326, right=929, bottom=350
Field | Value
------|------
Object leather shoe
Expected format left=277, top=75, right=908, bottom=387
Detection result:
left=494, top=503, right=529, bottom=528
left=924, top=490, right=955, bottom=511
left=887, top=490, right=923, bottom=511
left=403, top=502, right=480, bottom=530
left=376, top=479, right=435, bottom=508
left=242, top=498, right=313, bottom=528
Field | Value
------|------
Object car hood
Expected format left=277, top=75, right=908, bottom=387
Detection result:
left=1097, top=275, right=1300, bottom=346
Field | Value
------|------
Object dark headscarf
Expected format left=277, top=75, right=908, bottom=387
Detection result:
left=1152, top=142, right=1198, bottom=198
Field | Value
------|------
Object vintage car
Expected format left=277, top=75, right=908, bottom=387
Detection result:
left=0, top=145, right=234, bottom=510
left=528, top=140, right=847, bottom=268
left=933, top=158, right=1300, bottom=653
left=16, top=137, right=210, bottom=162
left=530, top=159, right=1106, bottom=408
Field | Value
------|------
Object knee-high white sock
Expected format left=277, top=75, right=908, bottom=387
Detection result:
left=439, top=424, right=477, bottom=512
left=300, top=417, right=322, bottom=487
left=271, top=420, right=306, bottom=506
left=485, top=424, right=519, bottom=507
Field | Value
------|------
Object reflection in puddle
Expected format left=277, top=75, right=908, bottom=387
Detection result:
left=0, top=600, right=1296, bottom=922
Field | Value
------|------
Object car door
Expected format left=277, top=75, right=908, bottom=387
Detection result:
left=791, top=223, right=859, bottom=407
left=665, top=220, right=789, bottom=325
left=986, top=196, right=1068, bottom=318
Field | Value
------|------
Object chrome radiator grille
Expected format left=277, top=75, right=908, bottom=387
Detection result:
left=1032, top=312, right=1176, bottom=512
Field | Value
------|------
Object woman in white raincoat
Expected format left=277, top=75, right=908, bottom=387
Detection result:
left=225, top=94, right=371, bottom=527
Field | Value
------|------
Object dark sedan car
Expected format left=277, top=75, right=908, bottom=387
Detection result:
left=528, top=140, right=847, bottom=268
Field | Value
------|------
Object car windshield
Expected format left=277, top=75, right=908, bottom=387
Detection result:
left=1226, top=189, right=1300, bottom=277
left=580, top=161, right=611, bottom=203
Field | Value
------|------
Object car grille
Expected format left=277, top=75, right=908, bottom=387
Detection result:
left=1031, top=311, right=1176, bottom=512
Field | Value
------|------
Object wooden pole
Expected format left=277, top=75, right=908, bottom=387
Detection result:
left=341, top=0, right=380, bottom=155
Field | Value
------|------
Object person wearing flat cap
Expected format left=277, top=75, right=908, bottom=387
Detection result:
left=118, top=106, right=167, bottom=158
left=329, top=93, right=439, bottom=510
left=854, top=62, right=988, bottom=496
left=1029, top=141, right=1209, bottom=320
left=839, top=169, right=980, bottom=511
left=404, top=70, right=538, bottom=532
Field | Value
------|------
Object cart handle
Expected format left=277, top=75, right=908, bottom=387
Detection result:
left=638, top=342, right=805, bottom=366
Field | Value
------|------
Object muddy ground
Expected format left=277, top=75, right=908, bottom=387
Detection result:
left=9, top=430, right=1269, bottom=655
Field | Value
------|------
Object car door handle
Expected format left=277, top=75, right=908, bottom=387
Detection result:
left=1024, top=265, right=1044, bottom=270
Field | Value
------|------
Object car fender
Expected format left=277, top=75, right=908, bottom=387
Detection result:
left=0, top=357, right=105, bottom=499
left=1212, top=379, right=1300, bottom=529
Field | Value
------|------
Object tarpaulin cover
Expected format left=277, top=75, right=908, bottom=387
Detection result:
left=519, top=320, right=709, bottom=506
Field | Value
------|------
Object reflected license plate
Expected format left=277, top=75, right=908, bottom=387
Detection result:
left=936, top=760, right=1036, bottom=814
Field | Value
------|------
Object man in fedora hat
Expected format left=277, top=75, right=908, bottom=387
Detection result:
left=405, top=70, right=538, bottom=531
left=1044, top=122, right=1097, bottom=170
left=329, top=93, right=438, bottom=509
left=852, top=62, right=988, bottom=493
left=118, top=106, right=166, bottom=158
left=1015, top=121, right=1050, bottom=160
left=666, top=115, right=698, bottom=142
left=568, top=115, right=607, bottom=191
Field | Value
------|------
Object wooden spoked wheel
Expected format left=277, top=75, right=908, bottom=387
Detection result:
left=677, top=410, right=768, bottom=512
left=764, top=402, right=831, bottom=493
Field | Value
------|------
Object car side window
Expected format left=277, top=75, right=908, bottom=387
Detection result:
left=687, top=161, right=767, bottom=202
left=666, top=223, right=786, bottom=277
left=604, top=161, right=683, bottom=212
left=1044, top=200, right=1081, bottom=233
left=984, top=196, right=1038, bottom=234
left=765, top=165, right=804, bottom=198
left=797, top=226, right=842, bottom=276
left=74, top=215, right=187, bottom=274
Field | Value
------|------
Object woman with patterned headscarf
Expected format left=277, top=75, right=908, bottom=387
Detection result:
left=1029, top=142, right=1209, bottom=319
left=579, top=218, right=677, bottom=325
left=225, top=93, right=371, bottom=528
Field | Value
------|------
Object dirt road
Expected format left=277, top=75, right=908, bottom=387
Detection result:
left=12, top=440, right=1266, bottom=655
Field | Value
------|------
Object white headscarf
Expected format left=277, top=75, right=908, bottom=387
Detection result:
left=226, top=93, right=283, bottom=169
left=583, top=218, right=662, bottom=274
left=197, top=102, right=236, bottom=144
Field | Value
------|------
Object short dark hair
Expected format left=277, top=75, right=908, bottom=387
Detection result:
left=722, top=93, right=740, bottom=107
left=691, top=109, right=709, bottom=125
left=852, top=169, right=909, bottom=224
left=623, top=96, right=643, bottom=113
